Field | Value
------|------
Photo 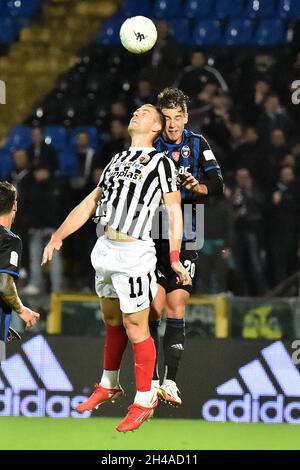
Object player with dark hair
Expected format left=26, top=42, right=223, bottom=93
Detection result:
left=150, top=87, right=224, bottom=406
left=0, top=181, right=40, bottom=361
left=42, top=104, right=191, bottom=432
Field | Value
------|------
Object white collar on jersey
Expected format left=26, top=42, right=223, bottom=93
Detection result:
left=129, top=147, right=156, bottom=151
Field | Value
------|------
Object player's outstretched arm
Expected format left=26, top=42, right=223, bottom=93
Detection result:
left=0, top=273, right=40, bottom=329
left=42, top=187, right=102, bottom=265
left=163, top=191, right=191, bottom=286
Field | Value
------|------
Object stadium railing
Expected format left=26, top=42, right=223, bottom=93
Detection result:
left=47, top=292, right=229, bottom=338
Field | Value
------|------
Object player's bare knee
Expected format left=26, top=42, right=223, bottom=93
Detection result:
left=164, top=305, right=185, bottom=319
left=123, top=314, right=149, bottom=343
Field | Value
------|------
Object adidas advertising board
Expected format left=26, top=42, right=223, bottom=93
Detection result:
left=1, top=336, right=300, bottom=422
left=200, top=340, right=300, bottom=424
left=0, top=336, right=90, bottom=418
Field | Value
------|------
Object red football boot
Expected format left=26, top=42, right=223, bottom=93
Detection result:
left=76, top=384, right=124, bottom=412
left=116, top=400, right=158, bottom=432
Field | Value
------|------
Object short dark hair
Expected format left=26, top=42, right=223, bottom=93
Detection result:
left=0, top=182, right=17, bottom=216
left=157, top=87, right=190, bottom=114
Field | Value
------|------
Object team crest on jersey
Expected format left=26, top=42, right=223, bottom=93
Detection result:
left=171, top=151, right=180, bottom=162
left=139, top=154, right=150, bottom=164
left=181, top=145, right=190, bottom=158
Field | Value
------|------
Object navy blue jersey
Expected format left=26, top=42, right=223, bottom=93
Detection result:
left=0, top=225, right=22, bottom=343
left=154, top=130, right=221, bottom=241
left=155, top=129, right=220, bottom=204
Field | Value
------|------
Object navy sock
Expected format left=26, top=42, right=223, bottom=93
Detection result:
left=163, top=318, right=185, bottom=382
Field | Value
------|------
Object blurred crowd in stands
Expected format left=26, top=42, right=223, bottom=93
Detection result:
left=5, top=19, right=300, bottom=296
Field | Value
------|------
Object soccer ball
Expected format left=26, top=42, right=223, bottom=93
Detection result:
left=119, top=16, right=157, bottom=54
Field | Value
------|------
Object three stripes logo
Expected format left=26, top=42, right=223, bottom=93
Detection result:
left=202, top=341, right=300, bottom=424
left=0, top=335, right=90, bottom=418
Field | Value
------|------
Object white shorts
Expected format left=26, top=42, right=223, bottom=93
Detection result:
left=91, top=235, right=157, bottom=314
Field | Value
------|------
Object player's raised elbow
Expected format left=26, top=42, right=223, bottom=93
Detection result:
left=205, top=169, right=224, bottom=196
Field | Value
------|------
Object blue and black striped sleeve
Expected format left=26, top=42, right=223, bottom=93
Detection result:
left=0, top=235, right=22, bottom=279
left=199, top=136, right=224, bottom=195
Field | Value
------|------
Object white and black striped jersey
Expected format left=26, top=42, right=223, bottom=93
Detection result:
left=97, top=147, right=178, bottom=241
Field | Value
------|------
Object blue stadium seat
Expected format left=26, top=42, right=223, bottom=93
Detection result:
left=169, top=19, right=191, bottom=46
left=69, top=126, right=100, bottom=151
left=121, top=0, right=151, bottom=18
left=224, top=19, right=253, bottom=45
left=0, top=17, right=14, bottom=43
left=44, top=126, right=67, bottom=152
left=94, top=17, right=123, bottom=45
left=57, top=150, right=77, bottom=177
left=184, top=0, right=215, bottom=19
left=255, top=19, right=285, bottom=45
left=278, top=0, right=300, bottom=18
left=6, top=125, right=31, bottom=150
left=7, top=0, right=43, bottom=17
left=246, top=0, right=277, bottom=18
left=0, top=147, right=12, bottom=179
left=216, top=0, right=244, bottom=19
left=153, top=0, right=182, bottom=18
left=0, top=0, right=8, bottom=16
left=193, top=20, right=222, bottom=45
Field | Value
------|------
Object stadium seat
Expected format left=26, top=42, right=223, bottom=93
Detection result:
left=121, top=0, right=151, bottom=18
left=169, top=19, right=191, bottom=46
left=216, top=0, right=244, bottom=19
left=278, top=0, right=300, bottom=19
left=94, top=17, right=123, bottom=45
left=0, top=147, right=12, bottom=179
left=193, top=20, right=222, bottom=45
left=7, top=0, right=43, bottom=17
left=0, top=17, right=14, bottom=43
left=69, top=126, right=100, bottom=151
left=153, top=0, right=182, bottom=18
left=6, top=125, right=32, bottom=150
left=224, top=19, right=253, bottom=45
left=255, top=19, right=285, bottom=45
left=246, top=0, right=277, bottom=18
left=57, top=150, right=77, bottom=177
left=184, top=0, right=215, bottom=19
left=0, top=1, right=8, bottom=16
left=44, top=125, right=67, bottom=152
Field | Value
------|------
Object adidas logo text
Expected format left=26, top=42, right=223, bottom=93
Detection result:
left=0, top=335, right=90, bottom=418
left=202, top=341, right=300, bottom=424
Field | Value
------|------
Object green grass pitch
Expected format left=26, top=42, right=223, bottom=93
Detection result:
left=0, top=417, right=299, bottom=450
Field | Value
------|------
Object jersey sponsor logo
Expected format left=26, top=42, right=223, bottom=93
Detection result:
left=109, top=163, right=143, bottom=182
left=202, top=341, right=300, bottom=424
left=0, top=335, right=90, bottom=418
left=10, top=251, right=18, bottom=267
left=178, top=165, right=190, bottom=175
left=171, top=151, right=180, bottom=162
left=181, top=145, right=190, bottom=158
left=203, top=149, right=215, bottom=161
